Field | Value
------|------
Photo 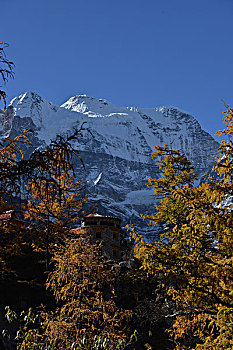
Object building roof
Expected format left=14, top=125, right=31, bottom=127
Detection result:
left=85, top=213, right=102, bottom=217
left=84, top=213, right=121, bottom=222
left=0, top=210, right=14, bottom=220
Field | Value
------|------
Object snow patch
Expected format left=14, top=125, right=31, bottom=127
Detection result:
left=94, top=172, right=102, bottom=186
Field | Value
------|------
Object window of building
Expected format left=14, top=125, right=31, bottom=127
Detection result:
left=96, top=231, right=101, bottom=239
left=100, top=221, right=114, bottom=226
left=87, top=221, right=98, bottom=226
left=113, top=232, right=117, bottom=240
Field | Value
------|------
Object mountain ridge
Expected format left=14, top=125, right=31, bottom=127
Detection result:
left=0, top=91, right=219, bottom=239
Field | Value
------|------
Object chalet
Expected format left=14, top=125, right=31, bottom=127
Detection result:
left=75, top=213, right=122, bottom=260
left=0, top=210, right=26, bottom=228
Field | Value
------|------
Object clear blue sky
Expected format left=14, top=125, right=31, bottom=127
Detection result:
left=1, top=0, right=233, bottom=139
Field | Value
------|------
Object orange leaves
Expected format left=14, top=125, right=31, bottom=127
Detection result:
left=24, top=131, right=87, bottom=231
left=215, top=103, right=233, bottom=139
left=44, top=236, right=131, bottom=348
left=0, top=130, right=31, bottom=164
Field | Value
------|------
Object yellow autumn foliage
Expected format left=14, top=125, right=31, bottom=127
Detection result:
left=129, top=105, right=233, bottom=349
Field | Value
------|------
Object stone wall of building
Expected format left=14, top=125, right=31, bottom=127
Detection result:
left=75, top=214, right=122, bottom=260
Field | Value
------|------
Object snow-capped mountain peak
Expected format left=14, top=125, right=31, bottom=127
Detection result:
left=61, top=95, right=119, bottom=116
left=3, top=92, right=220, bottom=239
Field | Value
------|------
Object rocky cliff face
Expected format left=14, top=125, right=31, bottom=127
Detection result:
left=1, top=92, right=219, bottom=239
